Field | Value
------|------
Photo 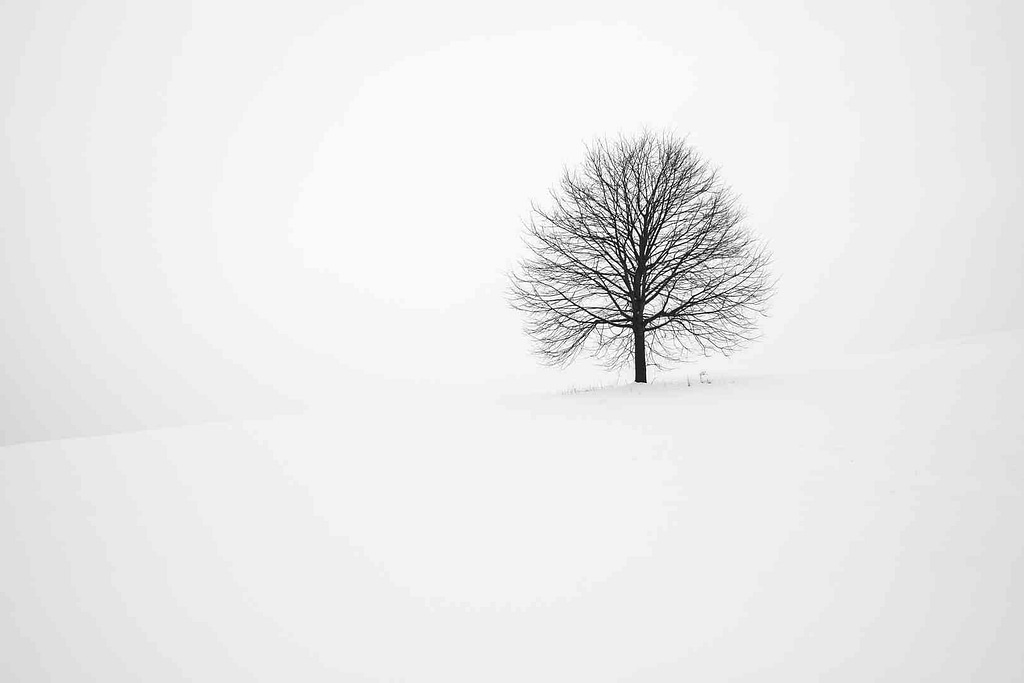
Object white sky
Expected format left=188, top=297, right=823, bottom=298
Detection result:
left=3, top=0, right=1022, bottom=443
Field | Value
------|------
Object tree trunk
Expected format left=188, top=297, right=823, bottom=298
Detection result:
left=633, top=324, right=647, bottom=383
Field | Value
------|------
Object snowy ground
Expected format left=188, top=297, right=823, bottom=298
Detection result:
left=3, top=331, right=1022, bottom=681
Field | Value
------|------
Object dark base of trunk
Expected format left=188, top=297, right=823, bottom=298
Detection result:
left=633, top=326, right=647, bottom=383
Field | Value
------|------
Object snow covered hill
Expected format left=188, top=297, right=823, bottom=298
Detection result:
left=3, top=331, right=1022, bottom=681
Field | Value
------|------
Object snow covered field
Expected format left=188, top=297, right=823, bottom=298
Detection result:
left=3, top=331, right=1021, bottom=681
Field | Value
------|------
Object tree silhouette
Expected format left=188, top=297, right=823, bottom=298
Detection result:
left=509, top=131, right=774, bottom=383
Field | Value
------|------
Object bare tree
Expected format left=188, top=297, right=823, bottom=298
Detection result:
left=509, top=131, right=774, bottom=383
